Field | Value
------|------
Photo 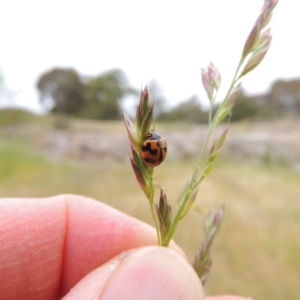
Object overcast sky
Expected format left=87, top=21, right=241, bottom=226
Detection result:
left=0, top=0, right=298, bottom=112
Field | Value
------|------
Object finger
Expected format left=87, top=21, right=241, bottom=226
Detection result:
left=63, top=246, right=205, bottom=300
left=0, top=195, right=180, bottom=299
left=206, top=296, right=252, bottom=300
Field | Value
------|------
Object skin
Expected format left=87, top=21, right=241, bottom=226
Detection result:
left=0, top=195, right=249, bottom=300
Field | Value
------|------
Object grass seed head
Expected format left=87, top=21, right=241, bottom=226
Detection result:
left=193, top=204, right=225, bottom=285
left=201, top=68, right=214, bottom=101
left=155, top=190, right=172, bottom=242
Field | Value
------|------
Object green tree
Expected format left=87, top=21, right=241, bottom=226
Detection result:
left=83, top=69, right=138, bottom=120
left=36, top=68, right=85, bottom=115
left=148, top=79, right=167, bottom=117
left=230, top=90, right=259, bottom=121
left=0, top=68, right=14, bottom=106
left=0, top=68, right=5, bottom=100
left=267, top=79, right=300, bottom=117
left=158, top=95, right=208, bottom=123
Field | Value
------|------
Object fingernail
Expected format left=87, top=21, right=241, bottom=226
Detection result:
left=99, top=246, right=204, bottom=300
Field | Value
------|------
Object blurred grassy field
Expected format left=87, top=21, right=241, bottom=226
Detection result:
left=0, top=128, right=299, bottom=299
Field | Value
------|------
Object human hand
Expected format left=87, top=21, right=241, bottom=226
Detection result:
left=0, top=195, right=248, bottom=299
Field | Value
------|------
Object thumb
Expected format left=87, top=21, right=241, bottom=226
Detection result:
left=63, top=246, right=205, bottom=300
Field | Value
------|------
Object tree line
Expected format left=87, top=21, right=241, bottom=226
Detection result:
left=36, top=67, right=300, bottom=122
left=36, top=68, right=138, bottom=120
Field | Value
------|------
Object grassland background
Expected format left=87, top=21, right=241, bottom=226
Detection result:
left=0, top=112, right=299, bottom=299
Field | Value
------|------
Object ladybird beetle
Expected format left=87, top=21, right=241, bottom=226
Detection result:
left=141, top=131, right=167, bottom=167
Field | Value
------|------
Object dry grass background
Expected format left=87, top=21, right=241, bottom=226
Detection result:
left=0, top=116, right=299, bottom=299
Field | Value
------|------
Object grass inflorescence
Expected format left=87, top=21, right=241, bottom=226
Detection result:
left=122, top=0, right=278, bottom=284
